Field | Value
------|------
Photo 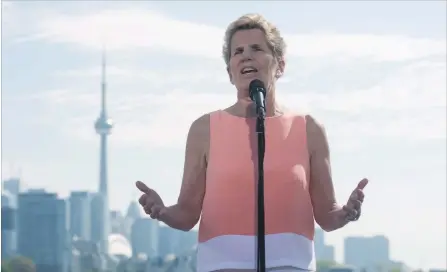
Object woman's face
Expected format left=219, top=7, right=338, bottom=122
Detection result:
left=228, top=28, right=284, bottom=97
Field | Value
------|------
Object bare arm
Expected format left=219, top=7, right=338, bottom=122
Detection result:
left=306, top=115, right=348, bottom=232
left=159, top=114, right=209, bottom=231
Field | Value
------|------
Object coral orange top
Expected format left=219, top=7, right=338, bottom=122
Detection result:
left=196, top=110, right=316, bottom=272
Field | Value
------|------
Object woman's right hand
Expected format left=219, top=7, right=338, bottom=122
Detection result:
left=136, top=180, right=166, bottom=220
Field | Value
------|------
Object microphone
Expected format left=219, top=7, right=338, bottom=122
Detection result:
left=249, top=79, right=266, bottom=119
left=250, top=78, right=267, bottom=272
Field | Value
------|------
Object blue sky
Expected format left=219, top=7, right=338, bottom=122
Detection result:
left=1, top=0, right=446, bottom=269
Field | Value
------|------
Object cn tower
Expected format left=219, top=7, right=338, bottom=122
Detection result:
left=94, top=48, right=113, bottom=258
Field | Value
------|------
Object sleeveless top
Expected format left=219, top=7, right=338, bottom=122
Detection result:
left=197, top=110, right=316, bottom=272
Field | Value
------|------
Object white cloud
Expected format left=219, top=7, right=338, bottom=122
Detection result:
left=6, top=4, right=446, bottom=150
left=286, top=33, right=446, bottom=62
left=9, top=7, right=445, bottom=62
left=29, top=57, right=446, bottom=150
left=33, top=90, right=236, bottom=148
left=287, top=59, right=446, bottom=113
left=53, top=66, right=133, bottom=78
left=21, top=9, right=223, bottom=59
left=52, top=65, right=229, bottom=87
left=1, top=1, right=53, bottom=42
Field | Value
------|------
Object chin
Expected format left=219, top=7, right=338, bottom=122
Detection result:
left=235, top=86, right=251, bottom=99
left=237, top=79, right=255, bottom=89
left=244, top=76, right=260, bottom=82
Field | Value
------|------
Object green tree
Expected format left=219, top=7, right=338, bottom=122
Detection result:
left=316, top=260, right=336, bottom=272
left=2, top=263, right=12, bottom=272
left=2, top=256, right=36, bottom=272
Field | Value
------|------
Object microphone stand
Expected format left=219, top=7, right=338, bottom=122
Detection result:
left=256, top=104, right=266, bottom=272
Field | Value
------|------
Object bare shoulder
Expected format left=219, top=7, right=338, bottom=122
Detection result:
left=305, top=114, right=329, bottom=156
left=188, top=113, right=210, bottom=137
left=189, top=113, right=211, bottom=142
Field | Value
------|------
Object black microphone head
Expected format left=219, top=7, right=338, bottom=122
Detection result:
left=249, top=79, right=266, bottom=99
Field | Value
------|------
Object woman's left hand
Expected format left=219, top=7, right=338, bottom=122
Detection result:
left=343, top=178, right=369, bottom=221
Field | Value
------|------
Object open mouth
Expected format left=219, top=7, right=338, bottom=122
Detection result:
left=240, top=67, right=258, bottom=75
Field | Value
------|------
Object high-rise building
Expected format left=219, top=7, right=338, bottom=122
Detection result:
left=92, top=48, right=113, bottom=261
left=1, top=177, right=20, bottom=260
left=91, top=193, right=104, bottom=244
left=314, top=228, right=325, bottom=249
left=110, top=210, right=126, bottom=235
left=177, top=229, right=198, bottom=256
left=156, top=225, right=198, bottom=258
left=3, top=177, right=20, bottom=195
left=17, top=190, right=69, bottom=272
left=158, top=225, right=183, bottom=257
left=126, top=201, right=141, bottom=220
left=1, top=193, right=16, bottom=260
left=69, top=191, right=92, bottom=240
left=314, top=228, right=335, bottom=262
left=123, top=200, right=142, bottom=239
left=131, top=218, right=159, bottom=258
left=2, top=177, right=21, bottom=207
left=344, top=235, right=390, bottom=269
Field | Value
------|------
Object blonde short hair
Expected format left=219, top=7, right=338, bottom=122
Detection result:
left=222, top=13, right=287, bottom=67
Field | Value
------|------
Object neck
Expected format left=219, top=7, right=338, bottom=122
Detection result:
left=233, top=88, right=280, bottom=118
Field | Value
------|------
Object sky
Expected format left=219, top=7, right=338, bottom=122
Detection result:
left=1, top=0, right=446, bottom=269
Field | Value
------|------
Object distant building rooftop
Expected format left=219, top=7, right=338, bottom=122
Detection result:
left=108, top=233, right=132, bottom=258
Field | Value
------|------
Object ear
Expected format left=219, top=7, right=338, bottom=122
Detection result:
left=275, top=57, right=286, bottom=78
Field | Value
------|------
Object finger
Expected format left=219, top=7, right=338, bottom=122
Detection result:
left=136, top=181, right=151, bottom=194
left=143, top=203, right=153, bottom=215
left=345, top=199, right=354, bottom=210
left=343, top=205, right=359, bottom=220
left=346, top=192, right=358, bottom=209
left=343, top=205, right=353, bottom=214
left=150, top=205, right=162, bottom=219
left=145, top=199, right=155, bottom=209
left=150, top=209, right=158, bottom=219
left=347, top=192, right=363, bottom=211
left=143, top=205, right=150, bottom=215
left=138, top=194, right=148, bottom=206
left=343, top=205, right=358, bottom=217
left=350, top=210, right=360, bottom=221
left=353, top=206, right=361, bottom=220
left=356, top=189, right=365, bottom=202
left=352, top=199, right=362, bottom=210
left=357, top=178, right=369, bottom=190
left=350, top=189, right=364, bottom=202
left=144, top=197, right=155, bottom=207
left=143, top=200, right=155, bottom=214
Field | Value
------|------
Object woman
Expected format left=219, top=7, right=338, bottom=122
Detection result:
left=136, top=13, right=368, bottom=272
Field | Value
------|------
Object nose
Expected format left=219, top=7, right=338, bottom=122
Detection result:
left=242, top=47, right=253, bottom=59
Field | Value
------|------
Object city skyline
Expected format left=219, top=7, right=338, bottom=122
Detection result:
left=2, top=1, right=446, bottom=270
left=0, top=181, right=417, bottom=272
left=1, top=179, right=199, bottom=271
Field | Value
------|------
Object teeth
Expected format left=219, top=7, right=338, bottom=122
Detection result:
left=241, top=67, right=257, bottom=74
